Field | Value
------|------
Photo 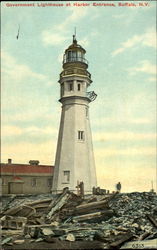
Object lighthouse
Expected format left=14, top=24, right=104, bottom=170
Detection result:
left=52, top=35, right=97, bottom=193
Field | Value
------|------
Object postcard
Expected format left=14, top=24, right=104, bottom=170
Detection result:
left=1, top=0, right=156, bottom=249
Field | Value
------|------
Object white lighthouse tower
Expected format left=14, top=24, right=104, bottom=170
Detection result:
left=52, top=35, right=97, bottom=193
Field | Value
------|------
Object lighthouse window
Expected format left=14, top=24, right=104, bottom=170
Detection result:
left=67, top=80, right=73, bottom=91
left=78, top=131, right=84, bottom=140
left=78, top=84, right=81, bottom=91
left=78, top=51, right=81, bottom=60
left=63, top=171, right=70, bottom=182
left=69, top=83, right=73, bottom=91
left=72, top=51, right=77, bottom=61
left=67, top=51, right=72, bottom=61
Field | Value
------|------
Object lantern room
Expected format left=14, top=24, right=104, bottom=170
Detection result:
left=63, top=35, right=88, bottom=65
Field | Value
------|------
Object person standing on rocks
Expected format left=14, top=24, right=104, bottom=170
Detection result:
left=116, top=182, right=121, bottom=193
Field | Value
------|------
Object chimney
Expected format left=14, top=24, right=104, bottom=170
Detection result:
left=29, top=160, right=39, bottom=166
left=8, top=159, right=12, bottom=164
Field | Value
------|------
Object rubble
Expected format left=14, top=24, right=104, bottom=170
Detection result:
left=13, top=239, right=25, bottom=244
left=66, top=233, right=75, bottom=241
left=1, top=215, right=27, bottom=230
left=1, top=191, right=157, bottom=249
left=72, top=210, right=114, bottom=223
left=147, top=214, right=157, bottom=228
left=2, top=237, right=12, bottom=246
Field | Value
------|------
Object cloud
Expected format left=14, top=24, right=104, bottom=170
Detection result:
left=1, top=50, right=56, bottom=119
left=148, top=77, right=156, bottom=82
left=112, top=29, right=156, bottom=56
left=57, top=52, right=64, bottom=64
left=42, top=32, right=68, bottom=46
left=93, top=131, right=156, bottom=142
left=112, top=14, right=127, bottom=19
left=57, top=7, right=88, bottom=32
left=95, top=147, right=156, bottom=158
left=2, top=125, right=58, bottom=137
left=2, top=106, right=60, bottom=124
left=96, top=163, right=156, bottom=193
left=79, top=37, right=89, bottom=47
left=1, top=50, right=50, bottom=83
left=1, top=140, right=57, bottom=165
left=41, top=7, right=88, bottom=46
left=143, top=29, right=157, bottom=48
left=2, top=125, right=23, bottom=136
left=128, top=60, right=156, bottom=76
left=94, top=144, right=156, bottom=192
left=93, top=116, right=153, bottom=127
left=1, top=124, right=59, bottom=151
left=129, top=118, right=153, bottom=124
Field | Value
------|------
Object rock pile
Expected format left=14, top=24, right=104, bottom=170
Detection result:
left=1, top=190, right=157, bottom=249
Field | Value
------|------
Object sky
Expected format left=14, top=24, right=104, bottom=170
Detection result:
left=1, top=1, right=156, bottom=193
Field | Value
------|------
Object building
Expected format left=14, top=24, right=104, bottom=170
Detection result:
left=1, top=159, right=54, bottom=194
left=52, top=35, right=97, bottom=193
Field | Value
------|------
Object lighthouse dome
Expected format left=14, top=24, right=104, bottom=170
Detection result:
left=66, top=35, right=86, bottom=53
left=63, top=35, right=88, bottom=65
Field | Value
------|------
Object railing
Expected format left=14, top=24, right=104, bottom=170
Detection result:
left=63, top=57, right=88, bottom=65
left=86, top=91, right=97, bottom=101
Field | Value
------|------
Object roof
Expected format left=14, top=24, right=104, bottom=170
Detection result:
left=66, top=43, right=86, bottom=52
left=65, top=37, right=86, bottom=53
left=1, top=163, right=54, bottom=174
